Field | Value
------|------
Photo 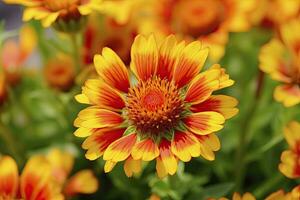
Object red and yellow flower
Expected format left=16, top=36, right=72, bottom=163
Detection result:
left=266, top=187, right=300, bottom=200
left=208, top=192, right=256, bottom=200
left=46, top=149, right=99, bottom=197
left=279, top=121, right=300, bottom=179
left=138, top=0, right=255, bottom=61
left=74, top=34, right=238, bottom=178
left=259, top=19, right=300, bottom=107
left=3, top=0, right=101, bottom=27
left=0, top=155, right=63, bottom=200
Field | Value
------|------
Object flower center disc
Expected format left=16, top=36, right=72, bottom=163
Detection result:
left=126, top=77, right=184, bottom=135
left=173, top=0, right=225, bottom=37
left=44, top=0, right=80, bottom=11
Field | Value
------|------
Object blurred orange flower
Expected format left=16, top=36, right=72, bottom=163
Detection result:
left=44, top=54, right=75, bottom=91
left=138, top=0, right=255, bottom=61
left=0, top=155, right=63, bottom=200
left=259, top=19, right=300, bottom=107
left=3, top=0, right=101, bottom=27
left=250, top=0, right=300, bottom=29
left=74, top=34, right=238, bottom=178
left=279, top=121, right=300, bottom=179
left=0, top=73, right=7, bottom=106
left=46, top=149, right=99, bottom=197
left=83, top=14, right=137, bottom=66
left=0, top=25, right=36, bottom=85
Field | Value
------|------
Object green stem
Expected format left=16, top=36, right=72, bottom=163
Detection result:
left=0, top=119, right=24, bottom=165
left=70, top=32, right=82, bottom=73
left=234, top=71, right=265, bottom=191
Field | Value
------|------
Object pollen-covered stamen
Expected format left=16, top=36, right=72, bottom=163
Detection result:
left=126, top=76, right=184, bottom=134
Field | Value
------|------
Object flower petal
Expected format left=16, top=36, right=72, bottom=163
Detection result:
left=184, top=112, right=225, bottom=135
left=130, top=34, right=158, bottom=81
left=191, top=95, right=239, bottom=119
left=82, top=79, right=125, bottom=110
left=131, top=139, right=159, bottom=161
left=82, top=128, right=125, bottom=160
left=104, top=160, right=117, bottom=173
left=94, top=47, right=130, bottom=92
left=103, top=134, right=137, bottom=162
left=157, top=35, right=183, bottom=80
left=156, top=139, right=177, bottom=178
left=284, top=121, right=300, bottom=152
left=76, top=107, right=123, bottom=128
left=274, top=84, right=300, bottom=107
left=64, top=170, right=99, bottom=197
left=279, top=150, right=300, bottom=179
left=195, top=133, right=221, bottom=161
left=0, top=156, right=19, bottom=198
left=21, top=155, right=63, bottom=200
left=209, top=64, right=234, bottom=89
left=171, top=131, right=200, bottom=162
left=185, top=69, right=220, bottom=104
left=124, top=156, right=142, bottom=177
left=173, top=41, right=209, bottom=88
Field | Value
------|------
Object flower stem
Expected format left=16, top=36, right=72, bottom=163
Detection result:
left=70, top=32, right=82, bottom=73
left=234, top=70, right=265, bottom=191
left=0, top=119, right=24, bottom=165
left=253, top=174, right=283, bottom=199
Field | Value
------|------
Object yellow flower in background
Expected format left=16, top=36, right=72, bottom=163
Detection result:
left=208, top=192, right=256, bottom=200
left=266, top=187, right=300, bottom=200
left=3, top=0, right=101, bottom=27
left=0, top=25, right=36, bottom=85
left=259, top=19, right=300, bottom=107
left=74, top=34, right=238, bottom=178
left=46, top=149, right=99, bottom=197
left=138, top=0, right=255, bottom=61
left=0, top=155, right=63, bottom=200
left=44, top=54, right=75, bottom=91
left=279, top=121, right=300, bottom=179
left=250, top=0, right=300, bottom=29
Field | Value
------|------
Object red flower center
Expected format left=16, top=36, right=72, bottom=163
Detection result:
left=172, top=0, right=225, bottom=37
left=126, top=76, right=184, bottom=135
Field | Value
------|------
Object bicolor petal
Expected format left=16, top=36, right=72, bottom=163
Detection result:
left=103, top=134, right=137, bottom=162
left=184, top=112, right=225, bottom=135
left=274, top=84, right=300, bottom=107
left=185, top=69, right=220, bottom=104
left=171, top=131, right=201, bottom=162
left=94, top=48, right=130, bottom=92
left=124, top=156, right=142, bottom=177
left=131, top=139, right=159, bottom=161
left=195, top=133, right=221, bottom=161
left=173, top=41, right=209, bottom=88
left=191, top=95, right=239, bottom=119
left=130, top=34, right=159, bottom=81
left=0, top=156, right=19, bottom=198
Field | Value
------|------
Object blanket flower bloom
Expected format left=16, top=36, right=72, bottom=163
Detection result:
left=0, top=155, right=63, bottom=200
left=279, top=121, right=300, bottom=179
left=266, top=187, right=300, bottom=200
left=208, top=192, right=256, bottom=200
left=46, top=149, right=99, bottom=197
left=3, top=0, right=101, bottom=28
left=138, top=0, right=254, bottom=61
left=259, top=19, right=300, bottom=107
left=74, top=34, right=238, bottom=178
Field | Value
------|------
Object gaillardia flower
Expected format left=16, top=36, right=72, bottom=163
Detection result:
left=139, top=0, right=254, bottom=61
left=208, top=192, right=256, bottom=200
left=259, top=19, right=300, bottom=107
left=0, top=155, right=63, bottom=200
left=74, top=34, right=238, bottom=178
left=266, top=188, right=300, bottom=200
left=279, top=121, right=300, bottom=179
left=46, top=149, right=99, bottom=197
left=3, top=0, right=100, bottom=28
